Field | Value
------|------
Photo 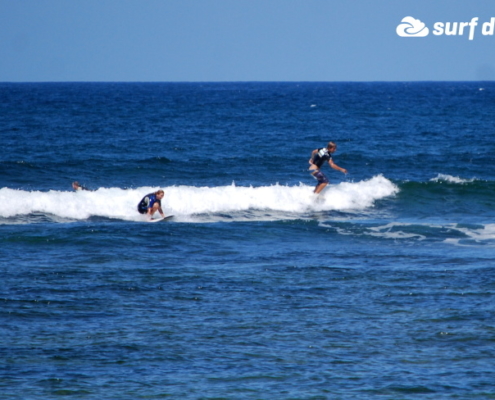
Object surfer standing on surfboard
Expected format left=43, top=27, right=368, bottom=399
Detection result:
left=308, top=142, right=347, bottom=194
left=137, top=190, right=166, bottom=219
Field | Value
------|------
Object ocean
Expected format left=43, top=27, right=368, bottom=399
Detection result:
left=1, top=82, right=494, bottom=399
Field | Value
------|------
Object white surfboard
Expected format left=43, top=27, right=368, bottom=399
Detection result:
left=148, top=215, right=174, bottom=223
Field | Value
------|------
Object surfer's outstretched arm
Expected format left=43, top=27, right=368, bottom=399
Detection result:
left=329, top=159, right=347, bottom=174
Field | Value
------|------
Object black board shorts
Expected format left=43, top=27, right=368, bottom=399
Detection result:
left=311, top=170, right=329, bottom=185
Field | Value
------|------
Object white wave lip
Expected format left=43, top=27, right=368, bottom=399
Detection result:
left=166, top=175, right=397, bottom=216
left=430, top=174, right=475, bottom=184
left=0, top=175, right=398, bottom=222
left=0, top=188, right=143, bottom=221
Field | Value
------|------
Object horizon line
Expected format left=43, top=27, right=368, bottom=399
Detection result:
left=1, top=79, right=494, bottom=84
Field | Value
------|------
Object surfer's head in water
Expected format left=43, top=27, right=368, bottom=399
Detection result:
left=72, top=181, right=89, bottom=191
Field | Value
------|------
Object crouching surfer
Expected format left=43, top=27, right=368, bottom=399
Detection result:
left=137, top=190, right=166, bottom=219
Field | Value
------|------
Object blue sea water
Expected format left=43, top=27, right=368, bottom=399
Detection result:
left=1, top=82, right=495, bottom=399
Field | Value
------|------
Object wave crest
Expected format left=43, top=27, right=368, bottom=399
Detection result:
left=0, top=175, right=398, bottom=223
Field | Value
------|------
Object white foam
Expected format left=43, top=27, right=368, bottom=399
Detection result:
left=453, top=223, right=495, bottom=244
left=328, top=221, right=495, bottom=247
left=367, top=222, right=426, bottom=240
left=430, top=174, right=475, bottom=184
left=0, top=175, right=398, bottom=223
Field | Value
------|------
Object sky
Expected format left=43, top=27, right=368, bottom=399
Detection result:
left=1, top=0, right=495, bottom=82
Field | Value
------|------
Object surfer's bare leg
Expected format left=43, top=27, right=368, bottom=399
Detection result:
left=149, top=203, right=159, bottom=215
left=148, top=203, right=165, bottom=218
left=314, top=182, right=327, bottom=194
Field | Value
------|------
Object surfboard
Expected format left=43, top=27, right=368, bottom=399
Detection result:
left=148, top=215, right=174, bottom=223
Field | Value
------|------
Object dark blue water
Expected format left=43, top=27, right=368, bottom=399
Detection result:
left=1, top=82, right=495, bottom=399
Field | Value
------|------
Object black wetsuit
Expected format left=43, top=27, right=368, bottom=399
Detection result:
left=311, top=148, right=332, bottom=185
left=137, top=193, right=161, bottom=214
left=312, top=148, right=332, bottom=167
